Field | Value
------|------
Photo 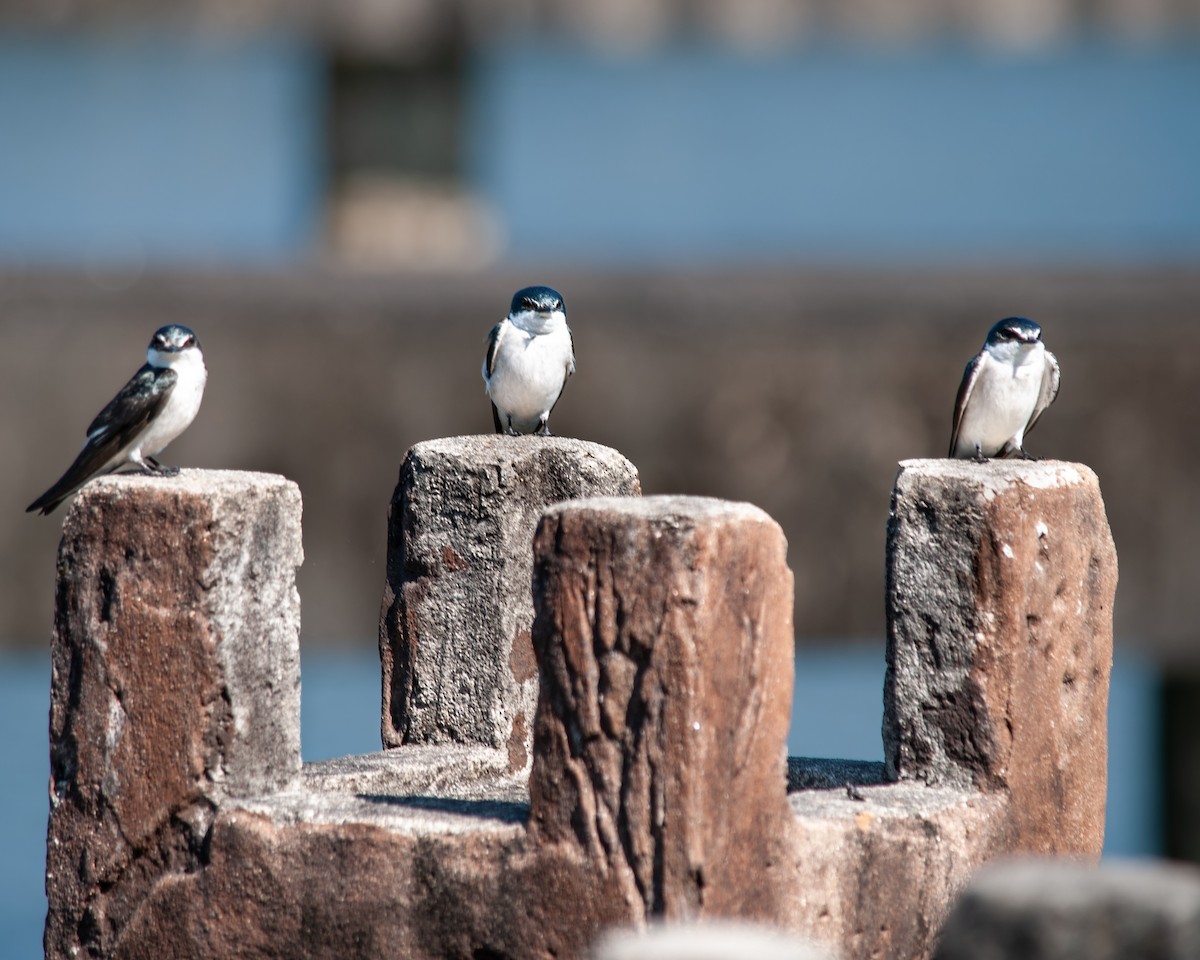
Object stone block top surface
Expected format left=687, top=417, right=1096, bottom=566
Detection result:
left=302, top=746, right=528, bottom=808
left=409, top=434, right=640, bottom=474
left=229, top=792, right=528, bottom=836
left=789, top=779, right=1005, bottom=822
left=896, top=458, right=1099, bottom=496
left=78, top=467, right=300, bottom=503
left=231, top=747, right=529, bottom=834
left=542, top=493, right=777, bottom=526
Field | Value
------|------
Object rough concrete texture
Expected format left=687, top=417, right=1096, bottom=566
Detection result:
left=109, top=791, right=637, bottom=960
left=786, top=782, right=1009, bottom=959
left=46, top=470, right=302, bottom=960
left=529, top=496, right=797, bottom=925
left=935, top=859, right=1200, bottom=960
left=44, top=468, right=1124, bottom=960
left=884, top=459, right=1117, bottom=856
left=379, top=435, right=640, bottom=769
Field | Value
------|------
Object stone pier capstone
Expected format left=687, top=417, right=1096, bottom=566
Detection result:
left=46, top=470, right=303, bottom=960
left=883, top=459, right=1117, bottom=855
left=529, top=496, right=796, bottom=924
left=379, top=436, right=640, bottom=768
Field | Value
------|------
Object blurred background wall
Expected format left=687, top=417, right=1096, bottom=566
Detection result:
left=1, top=2, right=1198, bottom=920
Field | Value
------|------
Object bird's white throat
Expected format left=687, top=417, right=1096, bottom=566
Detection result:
left=508, top=308, right=567, bottom=337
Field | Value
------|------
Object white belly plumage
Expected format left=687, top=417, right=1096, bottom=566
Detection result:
left=955, top=356, right=1041, bottom=457
left=486, top=325, right=572, bottom=434
left=108, top=357, right=207, bottom=470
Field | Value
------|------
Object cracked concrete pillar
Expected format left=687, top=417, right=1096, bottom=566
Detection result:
left=884, top=459, right=1117, bottom=856
left=379, top=436, right=640, bottom=770
left=529, top=496, right=796, bottom=925
left=45, top=470, right=303, bottom=960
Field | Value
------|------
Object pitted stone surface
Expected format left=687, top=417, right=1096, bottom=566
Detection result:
left=884, top=458, right=1116, bottom=856
left=46, top=470, right=302, bottom=960
left=787, top=783, right=1009, bottom=960
left=43, top=464, right=1123, bottom=960
left=379, top=435, right=640, bottom=768
left=530, top=495, right=796, bottom=924
left=935, top=859, right=1200, bottom=960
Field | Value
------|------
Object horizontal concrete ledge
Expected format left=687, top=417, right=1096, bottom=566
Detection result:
left=229, top=792, right=528, bottom=836
left=789, top=778, right=1004, bottom=822
left=302, top=745, right=516, bottom=799
left=787, top=757, right=886, bottom=791
left=232, top=747, right=528, bottom=833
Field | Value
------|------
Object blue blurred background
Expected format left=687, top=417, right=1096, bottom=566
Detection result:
left=1, top=3, right=1197, bottom=957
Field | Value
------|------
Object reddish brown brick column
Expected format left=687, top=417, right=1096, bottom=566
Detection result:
left=529, top=495, right=797, bottom=924
left=45, top=471, right=303, bottom=960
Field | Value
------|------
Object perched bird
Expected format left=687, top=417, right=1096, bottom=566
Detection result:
left=948, top=316, right=1060, bottom=461
left=27, top=324, right=207, bottom=515
left=482, top=285, right=575, bottom=436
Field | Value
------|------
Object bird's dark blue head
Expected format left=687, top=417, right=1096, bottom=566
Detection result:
left=509, top=285, right=566, bottom=318
left=149, top=324, right=200, bottom=353
left=985, top=316, right=1041, bottom=346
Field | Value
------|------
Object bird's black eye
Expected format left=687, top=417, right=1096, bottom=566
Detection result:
left=183, top=335, right=195, bottom=347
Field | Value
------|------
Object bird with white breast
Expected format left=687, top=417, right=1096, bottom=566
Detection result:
left=482, top=285, right=575, bottom=436
left=948, top=316, right=1060, bottom=461
left=27, top=324, right=207, bottom=515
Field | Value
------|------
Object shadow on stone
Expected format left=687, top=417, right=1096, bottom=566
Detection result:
left=358, top=793, right=529, bottom=825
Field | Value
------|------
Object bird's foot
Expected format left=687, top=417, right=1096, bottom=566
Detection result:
left=1017, top=449, right=1040, bottom=461
left=535, top=419, right=553, bottom=437
left=971, top=445, right=989, bottom=463
left=142, top=457, right=180, bottom=476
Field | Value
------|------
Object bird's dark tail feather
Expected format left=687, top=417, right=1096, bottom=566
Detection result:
left=26, top=485, right=72, bottom=516
left=27, top=460, right=104, bottom=516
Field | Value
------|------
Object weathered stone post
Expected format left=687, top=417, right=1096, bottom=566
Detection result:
left=884, top=459, right=1117, bottom=855
left=45, top=471, right=303, bottom=960
left=379, top=436, right=640, bottom=770
left=529, top=496, right=797, bottom=925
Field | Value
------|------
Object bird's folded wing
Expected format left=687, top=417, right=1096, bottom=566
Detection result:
left=1026, top=350, right=1061, bottom=435
left=483, top=321, right=506, bottom=379
left=84, top=364, right=177, bottom=449
left=947, top=353, right=983, bottom=457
